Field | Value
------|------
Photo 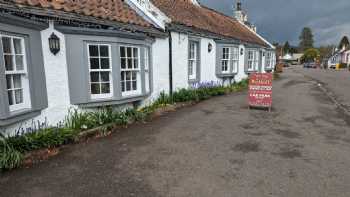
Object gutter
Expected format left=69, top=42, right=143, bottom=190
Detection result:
left=168, top=30, right=173, bottom=95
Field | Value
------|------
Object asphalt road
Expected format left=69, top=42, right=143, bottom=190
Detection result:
left=297, top=66, right=350, bottom=112
left=1, top=68, right=350, bottom=197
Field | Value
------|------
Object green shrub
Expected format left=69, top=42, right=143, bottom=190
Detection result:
left=5, top=128, right=77, bottom=153
left=0, top=133, right=24, bottom=170
left=339, top=63, right=348, bottom=69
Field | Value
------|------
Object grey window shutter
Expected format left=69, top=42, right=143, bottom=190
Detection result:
left=140, top=47, right=146, bottom=95
left=216, top=44, right=222, bottom=75
left=230, top=46, right=234, bottom=73
left=66, top=37, right=90, bottom=104
left=26, top=34, right=48, bottom=111
left=112, top=43, right=121, bottom=99
left=244, top=48, right=248, bottom=72
left=196, top=41, right=201, bottom=82
left=0, top=38, right=9, bottom=119
left=187, top=41, right=191, bottom=80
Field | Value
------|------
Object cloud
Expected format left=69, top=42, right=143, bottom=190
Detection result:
left=199, top=0, right=350, bottom=46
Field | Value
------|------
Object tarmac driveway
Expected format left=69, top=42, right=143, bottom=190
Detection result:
left=1, top=68, right=350, bottom=197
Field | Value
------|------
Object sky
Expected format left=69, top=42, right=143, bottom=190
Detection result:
left=199, top=0, right=350, bottom=47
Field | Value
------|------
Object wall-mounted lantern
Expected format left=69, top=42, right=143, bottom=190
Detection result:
left=240, top=48, right=244, bottom=55
left=208, top=43, right=213, bottom=52
left=49, top=33, right=60, bottom=55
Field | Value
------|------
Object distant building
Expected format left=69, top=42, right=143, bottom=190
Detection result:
left=292, top=53, right=303, bottom=65
left=327, top=46, right=350, bottom=68
left=234, top=0, right=257, bottom=32
left=280, top=53, right=303, bottom=65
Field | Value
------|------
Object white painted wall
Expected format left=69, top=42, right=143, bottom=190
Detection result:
left=235, top=44, right=248, bottom=82
left=171, top=32, right=190, bottom=90
left=142, top=37, right=170, bottom=105
left=5, top=23, right=73, bottom=135
left=199, top=37, right=217, bottom=82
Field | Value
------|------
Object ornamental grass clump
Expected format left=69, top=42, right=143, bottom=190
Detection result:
left=0, top=133, right=24, bottom=170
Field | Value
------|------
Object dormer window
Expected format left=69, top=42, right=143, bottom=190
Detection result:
left=136, top=0, right=150, bottom=9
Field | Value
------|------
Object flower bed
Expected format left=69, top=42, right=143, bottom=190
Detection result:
left=0, top=80, right=248, bottom=171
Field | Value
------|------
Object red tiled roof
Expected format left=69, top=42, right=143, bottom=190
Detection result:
left=6, top=0, right=152, bottom=27
left=151, top=0, right=269, bottom=47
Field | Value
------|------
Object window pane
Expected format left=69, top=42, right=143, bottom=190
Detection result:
left=126, top=71, right=131, bottom=80
left=101, top=83, right=110, bottom=94
left=89, top=45, right=99, bottom=56
left=121, top=81, right=125, bottom=92
left=99, top=46, right=109, bottom=57
left=15, top=55, right=24, bottom=70
left=2, top=37, right=11, bottom=53
left=4, top=55, right=14, bottom=71
left=126, top=81, right=131, bottom=91
left=15, top=89, right=23, bottom=104
left=13, top=38, right=22, bottom=54
left=132, top=81, right=137, bottom=90
left=133, top=48, right=138, bottom=58
left=132, top=72, right=137, bottom=80
left=133, top=59, right=138, bottom=69
left=120, top=47, right=126, bottom=57
left=121, top=58, right=126, bottom=69
left=13, top=75, right=22, bottom=88
left=6, top=75, right=12, bottom=89
left=127, top=47, right=132, bottom=58
left=100, top=72, right=110, bottom=82
left=189, top=61, right=193, bottom=75
left=121, top=71, right=125, bottom=81
left=90, top=72, right=100, bottom=82
left=127, top=59, right=133, bottom=69
left=8, top=91, right=13, bottom=105
left=91, top=83, right=100, bottom=94
left=100, top=58, right=110, bottom=69
left=90, top=58, right=99, bottom=69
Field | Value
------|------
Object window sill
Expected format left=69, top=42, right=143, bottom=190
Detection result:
left=79, top=94, right=148, bottom=108
left=216, top=73, right=236, bottom=78
left=246, top=70, right=258, bottom=73
left=0, top=109, right=41, bottom=127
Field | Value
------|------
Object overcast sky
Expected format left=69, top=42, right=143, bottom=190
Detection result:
left=199, top=0, right=350, bottom=47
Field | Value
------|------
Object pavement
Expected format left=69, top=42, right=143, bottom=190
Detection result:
left=1, top=67, right=350, bottom=197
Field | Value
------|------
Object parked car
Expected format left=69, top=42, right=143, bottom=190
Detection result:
left=304, top=62, right=317, bottom=68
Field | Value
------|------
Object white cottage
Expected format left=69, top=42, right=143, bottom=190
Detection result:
left=0, top=0, right=275, bottom=134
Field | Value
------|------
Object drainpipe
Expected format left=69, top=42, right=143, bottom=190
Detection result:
left=168, top=30, right=173, bottom=95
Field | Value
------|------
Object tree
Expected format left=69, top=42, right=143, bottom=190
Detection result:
left=338, top=36, right=349, bottom=49
left=319, top=45, right=335, bottom=60
left=299, top=27, right=314, bottom=52
left=301, top=48, right=320, bottom=63
left=283, top=41, right=291, bottom=54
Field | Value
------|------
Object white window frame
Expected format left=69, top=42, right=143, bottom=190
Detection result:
left=247, top=50, right=258, bottom=71
left=1, top=34, right=31, bottom=112
left=221, top=47, right=230, bottom=73
left=144, top=47, right=150, bottom=93
left=188, top=42, right=198, bottom=80
left=87, top=43, right=113, bottom=100
left=265, top=51, right=272, bottom=69
left=120, top=45, right=142, bottom=97
left=232, top=47, right=239, bottom=73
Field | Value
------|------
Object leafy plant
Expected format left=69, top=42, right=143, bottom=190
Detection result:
left=0, top=133, right=24, bottom=170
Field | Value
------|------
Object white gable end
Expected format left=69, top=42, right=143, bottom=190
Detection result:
left=126, top=0, right=171, bottom=30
